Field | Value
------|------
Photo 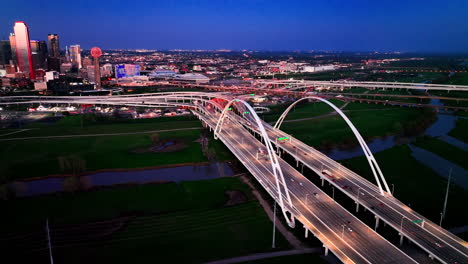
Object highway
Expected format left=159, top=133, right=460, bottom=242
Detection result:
left=1, top=92, right=467, bottom=263
left=197, top=106, right=418, bottom=264
left=231, top=101, right=468, bottom=264
left=254, top=80, right=468, bottom=92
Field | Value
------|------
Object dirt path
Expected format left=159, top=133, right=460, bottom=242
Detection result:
left=239, top=174, right=305, bottom=249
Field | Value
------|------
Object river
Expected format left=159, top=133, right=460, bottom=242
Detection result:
left=10, top=162, right=235, bottom=197
left=326, top=98, right=468, bottom=189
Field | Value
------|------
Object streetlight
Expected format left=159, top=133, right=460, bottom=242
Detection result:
left=440, top=168, right=452, bottom=227
left=272, top=201, right=277, bottom=248
left=391, top=184, right=395, bottom=195
left=332, top=187, right=335, bottom=200
left=341, top=224, right=346, bottom=239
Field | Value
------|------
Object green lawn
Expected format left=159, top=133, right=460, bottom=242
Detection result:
left=1, top=177, right=290, bottom=264
left=0, top=129, right=207, bottom=182
left=341, top=145, right=468, bottom=227
left=262, top=99, right=345, bottom=123
left=0, top=115, right=202, bottom=138
left=449, top=118, right=468, bottom=143
left=413, top=136, right=468, bottom=170
left=280, top=105, right=435, bottom=148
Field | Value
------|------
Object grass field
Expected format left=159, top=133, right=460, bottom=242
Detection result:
left=341, top=145, right=468, bottom=227
left=413, top=136, right=468, bottom=170
left=0, top=114, right=202, bottom=138
left=449, top=118, right=468, bottom=143
left=280, top=104, right=435, bottom=149
left=0, top=129, right=208, bottom=182
left=1, top=177, right=290, bottom=263
left=261, top=99, right=345, bottom=122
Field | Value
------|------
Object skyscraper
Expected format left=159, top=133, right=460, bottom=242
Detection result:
left=47, top=34, right=60, bottom=58
left=69, top=45, right=82, bottom=69
left=30, top=40, right=47, bottom=70
left=13, top=22, right=34, bottom=79
left=0, top=40, right=12, bottom=66
left=9, top=33, right=17, bottom=69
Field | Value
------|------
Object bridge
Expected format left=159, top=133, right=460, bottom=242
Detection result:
left=253, top=80, right=468, bottom=92
left=1, top=92, right=467, bottom=264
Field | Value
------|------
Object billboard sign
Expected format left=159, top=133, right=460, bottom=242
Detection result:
left=115, top=65, right=126, bottom=78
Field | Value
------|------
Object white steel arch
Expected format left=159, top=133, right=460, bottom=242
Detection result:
left=214, top=99, right=296, bottom=228
left=274, top=96, right=392, bottom=196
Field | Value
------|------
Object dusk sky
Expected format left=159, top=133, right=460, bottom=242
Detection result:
left=3, top=0, right=468, bottom=52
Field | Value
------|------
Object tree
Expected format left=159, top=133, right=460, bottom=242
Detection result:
left=150, top=133, right=160, bottom=145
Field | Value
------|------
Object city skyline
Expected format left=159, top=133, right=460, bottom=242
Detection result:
left=2, top=0, right=468, bottom=52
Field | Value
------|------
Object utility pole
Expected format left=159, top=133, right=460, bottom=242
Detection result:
left=272, top=201, right=277, bottom=248
left=46, top=218, right=54, bottom=264
left=440, top=168, right=452, bottom=227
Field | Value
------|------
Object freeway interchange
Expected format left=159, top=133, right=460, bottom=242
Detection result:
left=1, top=92, right=467, bottom=264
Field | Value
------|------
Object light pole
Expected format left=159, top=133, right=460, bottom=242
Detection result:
left=391, top=184, right=395, bottom=195
left=332, top=187, right=335, bottom=200
left=341, top=224, right=346, bottom=239
left=272, top=201, right=277, bottom=248
left=440, top=168, right=452, bottom=227
left=306, top=193, right=310, bottom=204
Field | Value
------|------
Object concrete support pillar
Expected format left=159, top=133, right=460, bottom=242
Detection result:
left=321, top=177, right=325, bottom=186
left=323, top=245, right=329, bottom=256
left=296, top=159, right=299, bottom=167
left=399, top=233, right=404, bottom=246
left=305, top=227, right=308, bottom=238
left=375, top=216, right=380, bottom=230
left=355, top=201, right=360, bottom=213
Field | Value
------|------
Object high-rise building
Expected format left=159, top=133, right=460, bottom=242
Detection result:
left=0, top=40, right=12, bottom=65
left=82, top=56, right=93, bottom=68
left=69, top=45, right=82, bottom=69
left=30, top=40, right=47, bottom=70
left=65, top=46, right=70, bottom=61
left=101, top=63, right=113, bottom=77
left=13, top=22, right=35, bottom=79
left=9, top=33, right=17, bottom=69
left=47, top=34, right=60, bottom=58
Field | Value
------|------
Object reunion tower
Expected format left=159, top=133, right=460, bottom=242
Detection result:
left=90, top=47, right=102, bottom=90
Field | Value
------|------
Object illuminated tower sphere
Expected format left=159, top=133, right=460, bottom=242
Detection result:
left=90, top=47, right=102, bottom=90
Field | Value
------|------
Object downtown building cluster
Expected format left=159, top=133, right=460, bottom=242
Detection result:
left=0, top=22, right=119, bottom=92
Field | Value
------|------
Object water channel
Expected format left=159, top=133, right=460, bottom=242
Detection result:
left=11, top=162, right=235, bottom=197
left=326, top=98, right=467, bottom=189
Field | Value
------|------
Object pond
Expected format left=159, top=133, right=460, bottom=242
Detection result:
left=10, top=162, right=235, bottom=197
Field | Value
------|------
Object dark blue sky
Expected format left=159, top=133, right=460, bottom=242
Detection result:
left=3, top=0, right=468, bottom=52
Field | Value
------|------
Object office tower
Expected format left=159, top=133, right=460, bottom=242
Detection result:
left=82, top=56, right=92, bottom=68
left=13, top=22, right=35, bottom=79
left=101, top=63, right=113, bottom=77
left=47, top=34, right=60, bottom=58
left=69, top=45, right=82, bottom=69
left=0, top=40, right=12, bottom=65
left=65, top=46, right=70, bottom=61
left=9, top=33, right=17, bottom=69
left=30, top=40, right=48, bottom=70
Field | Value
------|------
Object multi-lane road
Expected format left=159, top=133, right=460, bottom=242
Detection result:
left=1, top=92, right=467, bottom=264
